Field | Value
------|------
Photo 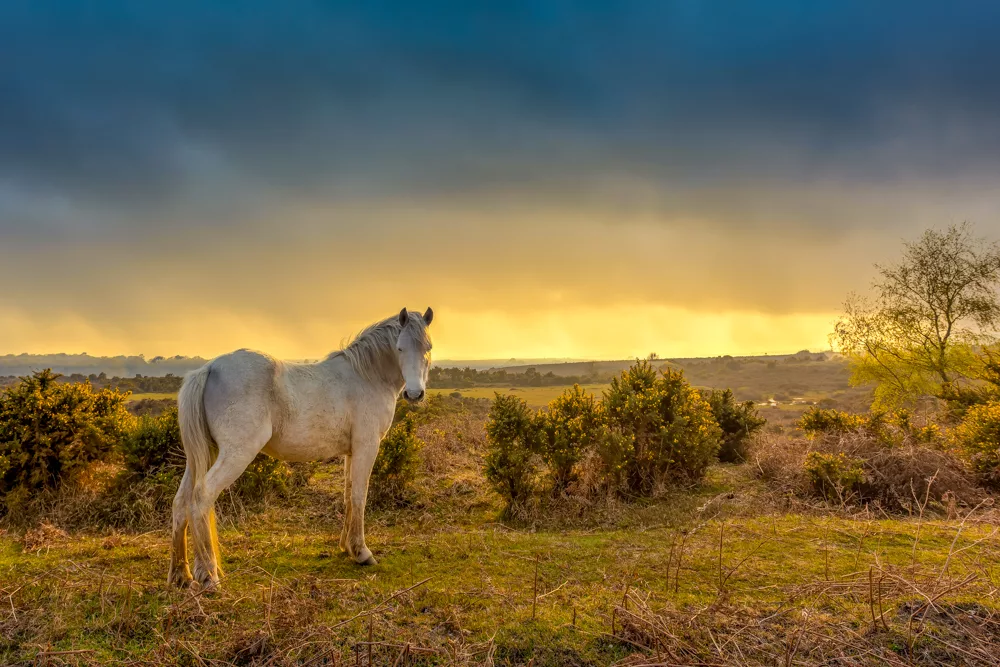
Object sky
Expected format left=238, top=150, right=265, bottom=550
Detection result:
left=2, top=2, right=1000, bottom=361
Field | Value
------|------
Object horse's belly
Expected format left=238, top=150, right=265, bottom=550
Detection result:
left=265, top=418, right=351, bottom=462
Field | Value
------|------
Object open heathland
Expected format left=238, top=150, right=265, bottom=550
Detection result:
left=3, top=393, right=1000, bottom=666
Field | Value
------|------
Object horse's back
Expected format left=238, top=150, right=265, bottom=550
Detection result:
left=201, top=349, right=282, bottom=443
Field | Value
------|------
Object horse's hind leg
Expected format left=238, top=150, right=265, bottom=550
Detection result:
left=191, top=426, right=270, bottom=589
left=168, top=466, right=195, bottom=588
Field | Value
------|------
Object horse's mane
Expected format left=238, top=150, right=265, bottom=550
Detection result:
left=328, top=312, right=430, bottom=382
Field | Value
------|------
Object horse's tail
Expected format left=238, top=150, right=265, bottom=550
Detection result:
left=178, top=364, right=215, bottom=490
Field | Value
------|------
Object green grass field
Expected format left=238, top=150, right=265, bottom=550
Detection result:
left=125, top=391, right=178, bottom=402
left=7, top=366, right=986, bottom=664
left=4, top=462, right=998, bottom=665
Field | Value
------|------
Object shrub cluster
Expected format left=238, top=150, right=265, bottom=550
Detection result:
left=0, top=370, right=304, bottom=527
left=803, top=451, right=864, bottom=501
left=369, top=414, right=423, bottom=507
left=483, top=394, right=539, bottom=516
left=752, top=405, right=980, bottom=513
left=799, top=407, right=940, bottom=446
left=702, top=388, right=766, bottom=463
left=799, top=407, right=868, bottom=437
left=756, top=430, right=980, bottom=513
left=0, top=370, right=130, bottom=515
left=602, top=364, right=722, bottom=495
left=482, top=361, right=745, bottom=516
left=536, top=384, right=601, bottom=492
left=120, top=406, right=182, bottom=476
left=953, top=400, right=1000, bottom=488
left=803, top=391, right=1000, bottom=494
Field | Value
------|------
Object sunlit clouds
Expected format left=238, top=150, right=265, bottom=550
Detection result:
left=2, top=3, right=1000, bottom=359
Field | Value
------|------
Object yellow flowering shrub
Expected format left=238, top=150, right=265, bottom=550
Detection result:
left=601, top=362, right=721, bottom=494
left=804, top=451, right=864, bottom=501
left=535, top=385, right=602, bottom=492
left=954, top=400, right=1000, bottom=487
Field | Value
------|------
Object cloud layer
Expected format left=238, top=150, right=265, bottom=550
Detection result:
left=2, top=2, right=1000, bottom=358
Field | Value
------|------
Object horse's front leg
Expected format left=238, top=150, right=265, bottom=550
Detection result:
left=339, top=454, right=353, bottom=555
left=345, top=438, right=379, bottom=565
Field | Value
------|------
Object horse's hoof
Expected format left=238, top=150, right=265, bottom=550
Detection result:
left=168, top=572, right=194, bottom=589
left=355, top=548, right=377, bottom=566
left=195, top=578, right=221, bottom=592
left=193, top=570, right=221, bottom=592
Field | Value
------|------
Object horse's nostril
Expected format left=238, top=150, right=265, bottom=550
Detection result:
left=416, top=390, right=425, bottom=401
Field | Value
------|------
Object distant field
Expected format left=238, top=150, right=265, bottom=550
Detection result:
left=125, top=387, right=823, bottom=426
left=124, top=391, right=177, bottom=402
left=122, top=386, right=605, bottom=409
left=429, top=384, right=608, bottom=408
left=434, top=354, right=872, bottom=413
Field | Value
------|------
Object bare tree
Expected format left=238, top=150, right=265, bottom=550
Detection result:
left=833, top=223, right=1000, bottom=408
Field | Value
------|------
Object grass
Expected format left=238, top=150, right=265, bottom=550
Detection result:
left=4, top=460, right=1000, bottom=665
left=125, top=392, right=177, bottom=402
left=4, top=396, right=999, bottom=665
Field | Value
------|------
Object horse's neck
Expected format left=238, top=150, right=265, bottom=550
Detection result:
left=372, top=354, right=405, bottom=394
left=323, top=346, right=404, bottom=395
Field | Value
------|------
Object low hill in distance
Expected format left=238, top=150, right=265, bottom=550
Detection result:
left=0, top=353, right=208, bottom=378
left=439, top=352, right=865, bottom=405
left=494, top=351, right=837, bottom=378
left=0, top=350, right=870, bottom=414
left=0, top=350, right=871, bottom=430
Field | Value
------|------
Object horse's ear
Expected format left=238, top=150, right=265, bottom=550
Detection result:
left=423, top=307, right=434, bottom=326
left=398, top=307, right=408, bottom=327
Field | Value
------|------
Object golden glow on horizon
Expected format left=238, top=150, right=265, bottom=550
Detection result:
left=0, top=304, right=836, bottom=360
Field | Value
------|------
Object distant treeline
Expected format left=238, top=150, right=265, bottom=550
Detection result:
left=0, top=353, right=207, bottom=378
left=0, top=372, right=185, bottom=394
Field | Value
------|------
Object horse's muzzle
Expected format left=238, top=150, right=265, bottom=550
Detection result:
left=404, top=389, right=425, bottom=402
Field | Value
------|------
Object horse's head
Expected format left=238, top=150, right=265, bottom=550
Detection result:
left=396, top=307, right=433, bottom=402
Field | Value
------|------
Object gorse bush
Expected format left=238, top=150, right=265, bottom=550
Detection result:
left=536, top=385, right=602, bottom=492
left=799, top=408, right=867, bottom=438
left=799, top=406, right=942, bottom=448
left=483, top=393, right=539, bottom=516
left=228, top=453, right=292, bottom=505
left=0, top=370, right=130, bottom=514
left=703, top=389, right=766, bottom=463
left=804, top=451, right=864, bottom=501
left=482, top=362, right=727, bottom=514
left=369, top=414, right=423, bottom=507
left=90, top=406, right=186, bottom=529
left=953, top=400, right=1000, bottom=488
left=602, top=363, right=721, bottom=494
left=756, top=427, right=980, bottom=514
left=120, top=406, right=182, bottom=476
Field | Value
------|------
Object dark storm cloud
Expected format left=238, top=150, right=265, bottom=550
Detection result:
left=3, top=1, right=1000, bottom=235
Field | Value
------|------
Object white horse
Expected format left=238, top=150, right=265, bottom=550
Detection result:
left=168, top=307, right=433, bottom=588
